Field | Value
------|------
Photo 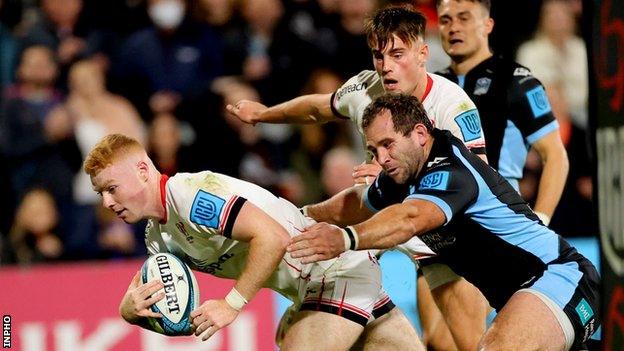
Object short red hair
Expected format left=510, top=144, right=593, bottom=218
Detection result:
left=83, top=134, right=144, bottom=177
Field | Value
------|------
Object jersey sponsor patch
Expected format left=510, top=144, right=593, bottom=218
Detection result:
left=575, top=298, right=594, bottom=325
left=335, top=82, right=367, bottom=101
left=526, top=86, right=552, bottom=118
left=190, top=190, right=225, bottom=228
left=454, top=109, right=482, bottom=142
left=418, top=171, right=450, bottom=191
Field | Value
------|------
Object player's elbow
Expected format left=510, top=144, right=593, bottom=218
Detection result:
left=392, top=206, right=424, bottom=244
left=402, top=201, right=443, bottom=237
left=276, top=232, right=290, bottom=252
left=546, top=144, right=569, bottom=177
left=267, top=227, right=290, bottom=254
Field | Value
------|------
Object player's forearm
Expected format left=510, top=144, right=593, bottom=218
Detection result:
left=233, top=232, right=288, bottom=303
left=306, top=186, right=372, bottom=226
left=258, top=94, right=334, bottom=124
left=534, top=147, right=569, bottom=220
left=352, top=201, right=442, bottom=250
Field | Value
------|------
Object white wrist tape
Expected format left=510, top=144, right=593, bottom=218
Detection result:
left=225, top=288, right=248, bottom=311
left=341, top=226, right=359, bottom=251
left=534, top=211, right=551, bottom=226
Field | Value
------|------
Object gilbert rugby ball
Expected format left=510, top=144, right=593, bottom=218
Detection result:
left=141, top=253, right=200, bottom=336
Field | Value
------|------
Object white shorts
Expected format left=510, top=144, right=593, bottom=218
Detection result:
left=274, top=198, right=394, bottom=327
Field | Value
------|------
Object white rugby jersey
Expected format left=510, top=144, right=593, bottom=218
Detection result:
left=145, top=171, right=315, bottom=300
left=331, top=70, right=486, bottom=153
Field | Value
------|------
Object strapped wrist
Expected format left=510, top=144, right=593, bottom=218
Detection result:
left=341, top=226, right=359, bottom=251
left=225, top=288, right=248, bottom=311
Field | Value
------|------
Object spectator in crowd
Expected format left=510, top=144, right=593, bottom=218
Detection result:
left=214, top=78, right=304, bottom=203
left=298, top=69, right=355, bottom=165
left=4, top=188, right=63, bottom=265
left=19, top=0, right=106, bottom=91
left=113, top=0, right=224, bottom=118
left=224, top=0, right=324, bottom=105
left=59, top=58, right=145, bottom=259
left=516, top=0, right=592, bottom=237
left=172, top=78, right=250, bottom=177
left=293, top=68, right=358, bottom=204
left=516, top=0, right=588, bottom=130
left=148, top=112, right=182, bottom=176
left=193, top=0, right=237, bottom=31
left=320, top=146, right=361, bottom=198
left=0, top=45, right=76, bottom=222
left=147, top=111, right=212, bottom=177
left=329, top=0, right=378, bottom=79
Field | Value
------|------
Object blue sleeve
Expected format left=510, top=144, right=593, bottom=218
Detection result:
left=406, top=165, right=478, bottom=224
left=508, top=70, right=559, bottom=145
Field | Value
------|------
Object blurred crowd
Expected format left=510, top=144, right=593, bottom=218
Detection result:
left=0, top=0, right=594, bottom=266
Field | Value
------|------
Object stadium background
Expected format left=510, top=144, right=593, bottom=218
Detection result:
left=0, top=0, right=617, bottom=349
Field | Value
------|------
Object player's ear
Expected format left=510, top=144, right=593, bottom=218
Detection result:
left=484, top=17, right=494, bottom=36
left=137, top=161, right=149, bottom=182
left=412, top=124, right=429, bottom=146
left=419, top=43, right=429, bottom=67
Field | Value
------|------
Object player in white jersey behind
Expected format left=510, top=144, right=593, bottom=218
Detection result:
left=84, top=133, right=425, bottom=350
left=226, top=5, right=489, bottom=351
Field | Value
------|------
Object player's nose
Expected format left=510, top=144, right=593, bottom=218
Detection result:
left=102, top=192, right=116, bottom=209
left=377, top=148, right=390, bottom=164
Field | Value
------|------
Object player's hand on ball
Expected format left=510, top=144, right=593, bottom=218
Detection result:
left=225, top=100, right=267, bottom=125
left=119, top=271, right=164, bottom=324
left=287, top=223, right=345, bottom=264
left=353, top=162, right=382, bottom=185
left=191, top=299, right=239, bottom=341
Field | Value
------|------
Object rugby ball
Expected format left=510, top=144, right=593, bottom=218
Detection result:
left=141, top=253, right=200, bottom=336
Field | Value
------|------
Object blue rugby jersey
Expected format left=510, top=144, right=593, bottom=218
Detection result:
left=363, top=129, right=599, bottom=344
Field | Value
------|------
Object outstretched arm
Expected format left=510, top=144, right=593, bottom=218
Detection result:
left=531, top=130, right=569, bottom=225
left=191, top=201, right=290, bottom=340
left=289, top=199, right=445, bottom=263
left=225, top=93, right=339, bottom=125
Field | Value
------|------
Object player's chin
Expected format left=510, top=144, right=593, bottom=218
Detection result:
left=389, top=171, right=408, bottom=184
left=447, top=49, right=467, bottom=61
left=120, top=213, right=140, bottom=224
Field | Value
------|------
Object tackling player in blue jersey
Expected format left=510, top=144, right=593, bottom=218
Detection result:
left=289, top=93, right=599, bottom=350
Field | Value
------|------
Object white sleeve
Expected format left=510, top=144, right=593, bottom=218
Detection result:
left=331, top=70, right=378, bottom=122
left=171, top=174, right=248, bottom=238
